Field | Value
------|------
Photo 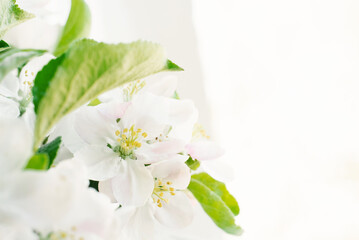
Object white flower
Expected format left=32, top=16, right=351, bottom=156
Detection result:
left=0, top=54, right=53, bottom=127
left=0, top=119, right=120, bottom=240
left=116, top=159, right=194, bottom=240
left=73, top=92, right=198, bottom=207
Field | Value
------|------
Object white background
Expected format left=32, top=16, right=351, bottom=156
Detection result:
left=89, top=0, right=359, bottom=239
left=9, top=0, right=359, bottom=239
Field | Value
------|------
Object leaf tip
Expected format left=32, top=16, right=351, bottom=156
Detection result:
left=166, top=59, right=184, bottom=71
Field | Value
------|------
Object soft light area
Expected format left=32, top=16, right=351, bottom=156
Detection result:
left=87, top=0, right=359, bottom=239
left=192, top=0, right=359, bottom=239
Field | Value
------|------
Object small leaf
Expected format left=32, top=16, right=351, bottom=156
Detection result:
left=32, top=39, right=182, bottom=147
left=188, top=172, right=242, bottom=235
left=173, top=91, right=180, bottom=100
left=36, top=136, right=62, bottom=169
left=53, top=0, right=91, bottom=56
left=166, top=59, right=184, bottom=71
left=88, top=98, right=101, bottom=106
left=25, top=153, right=49, bottom=170
left=0, top=40, right=10, bottom=51
left=0, top=0, right=34, bottom=38
left=0, top=47, right=46, bottom=81
left=185, top=156, right=200, bottom=170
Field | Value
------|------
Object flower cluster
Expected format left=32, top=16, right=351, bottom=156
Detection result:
left=0, top=1, right=241, bottom=239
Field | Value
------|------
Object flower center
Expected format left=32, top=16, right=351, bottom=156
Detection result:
left=113, top=124, right=147, bottom=159
left=152, top=178, right=176, bottom=208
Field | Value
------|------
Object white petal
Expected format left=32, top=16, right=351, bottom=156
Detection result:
left=75, top=105, right=117, bottom=146
left=142, top=75, right=178, bottom=97
left=186, top=140, right=225, bottom=161
left=0, top=119, right=32, bottom=175
left=150, top=157, right=191, bottom=190
left=20, top=105, right=36, bottom=131
left=0, top=159, right=116, bottom=235
left=74, top=145, right=122, bottom=181
left=0, top=71, right=19, bottom=98
left=98, top=180, right=117, bottom=203
left=50, top=113, right=86, bottom=153
left=154, top=191, right=193, bottom=228
left=111, top=160, right=154, bottom=207
left=0, top=97, right=19, bottom=120
left=130, top=93, right=198, bottom=143
left=117, top=203, right=155, bottom=240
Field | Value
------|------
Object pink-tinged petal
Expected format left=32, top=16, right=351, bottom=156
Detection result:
left=75, top=106, right=116, bottom=146
left=98, top=101, right=131, bottom=119
left=149, top=158, right=191, bottom=190
left=186, top=141, right=225, bottom=161
left=111, top=160, right=154, bottom=207
left=74, top=146, right=122, bottom=181
left=154, top=191, right=193, bottom=228
left=135, top=139, right=186, bottom=164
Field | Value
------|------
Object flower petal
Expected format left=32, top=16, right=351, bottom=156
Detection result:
left=149, top=157, right=191, bottom=190
left=142, top=75, right=178, bottom=98
left=116, top=203, right=155, bottom=240
left=135, top=139, right=186, bottom=164
left=74, top=146, right=122, bottom=181
left=111, top=160, right=154, bottom=207
left=0, top=97, right=19, bottom=120
left=75, top=105, right=117, bottom=146
left=98, top=179, right=117, bottom=203
left=186, top=140, right=225, bottom=161
left=0, top=119, right=32, bottom=175
left=0, top=71, right=19, bottom=98
left=50, top=113, right=86, bottom=153
left=132, top=93, right=198, bottom=143
left=154, top=191, right=193, bottom=228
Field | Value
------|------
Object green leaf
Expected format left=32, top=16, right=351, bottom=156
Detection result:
left=0, top=40, right=9, bottom=51
left=188, top=172, right=242, bottom=235
left=32, top=39, right=182, bottom=148
left=0, top=47, right=46, bottom=81
left=36, top=136, right=62, bottom=169
left=185, top=156, right=200, bottom=170
left=88, top=98, right=101, bottom=106
left=172, top=90, right=180, bottom=100
left=25, top=153, right=49, bottom=170
left=166, top=59, right=184, bottom=71
left=53, top=0, right=91, bottom=56
left=0, top=0, right=34, bottom=38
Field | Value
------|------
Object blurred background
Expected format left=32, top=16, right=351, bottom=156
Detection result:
left=8, top=0, right=359, bottom=239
